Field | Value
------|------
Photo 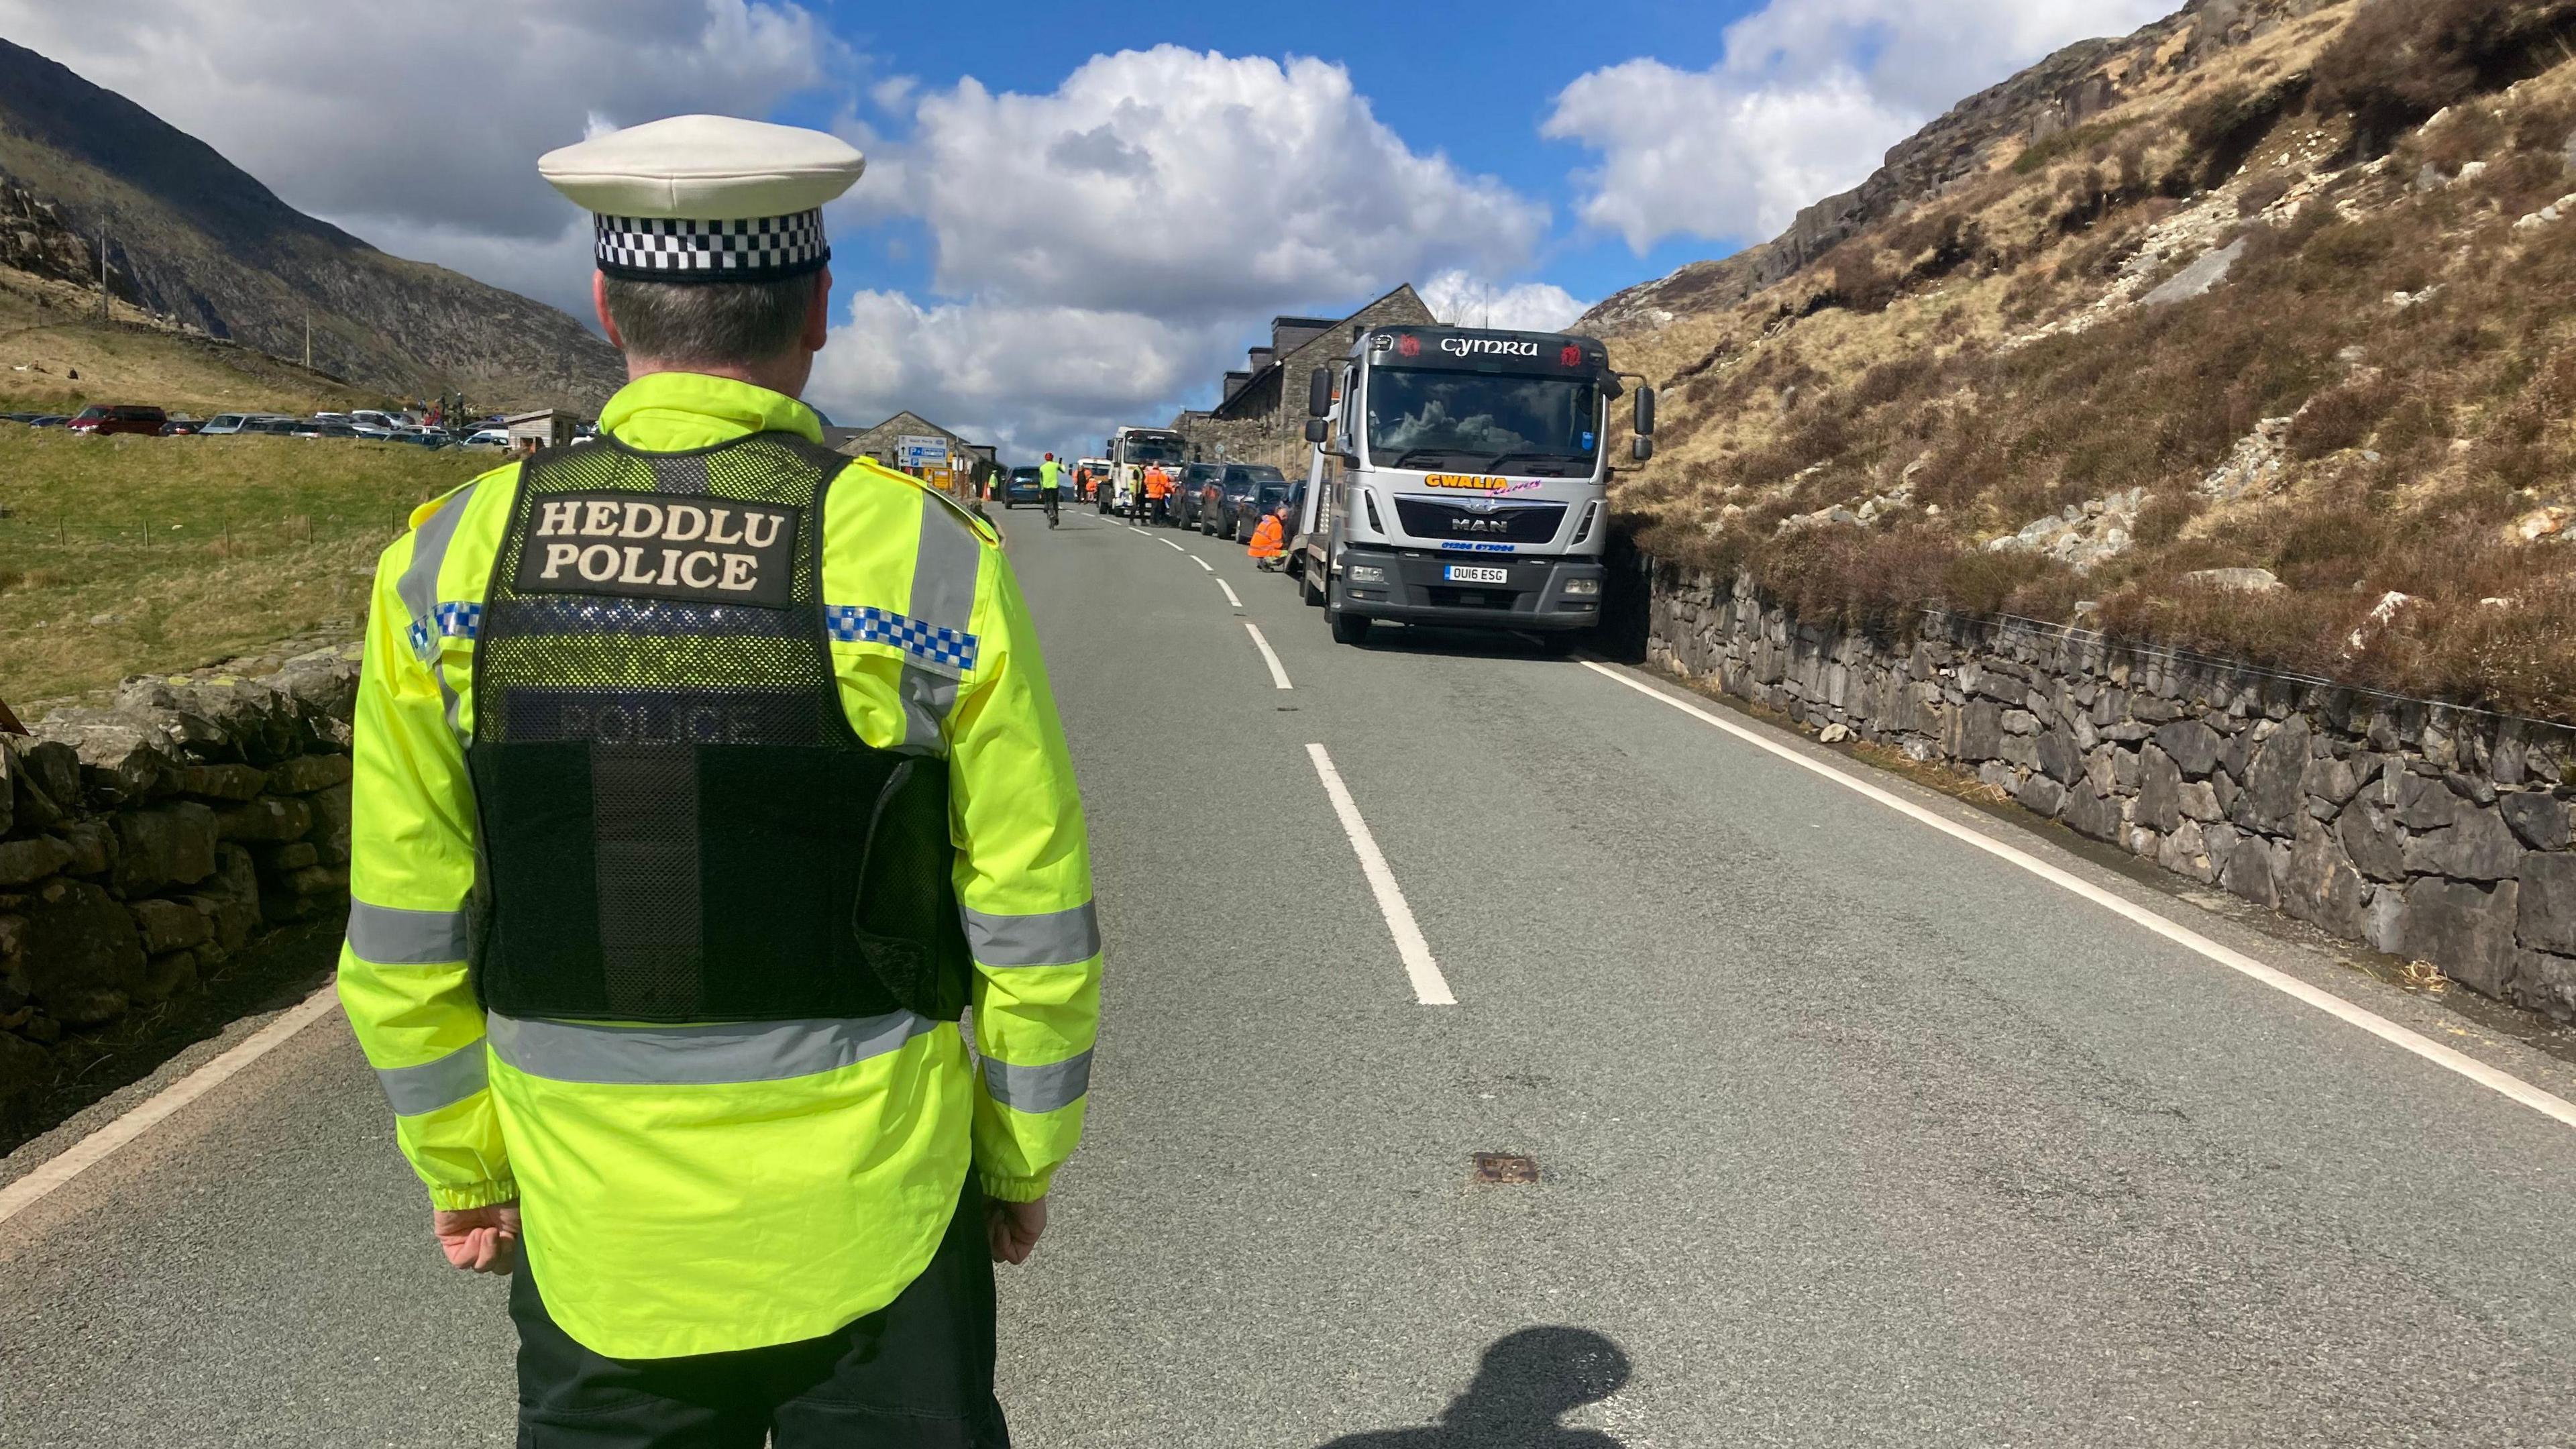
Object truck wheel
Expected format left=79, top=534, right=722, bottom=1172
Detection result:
left=1302, top=565, right=1325, bottom=607
left=1330, top=607, right=1371, bottom=645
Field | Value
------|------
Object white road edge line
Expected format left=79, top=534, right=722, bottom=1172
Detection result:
left=1190, top=555, right=1214, bottom=573
left=1217, top=579, right=1244, bottom=610
left=1244, top=621, right=1293, bottom=690
left=1307, top=744, right=1456, bottom=1007
left=1581, top=661, right=2576, bottom=1132
left=0, top=982, right=344, bottom=1226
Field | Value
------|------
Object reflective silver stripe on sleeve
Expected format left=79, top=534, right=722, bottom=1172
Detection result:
left=398, top=480, right=480, bottom=662
left=345, top=901, right=468, bottom=965
left=434, top=664, right=470, bottom=749
left=486, top=1011, right=936, bottom=1085
left=374, top=1038, right=488, bottom=1116
left=963, top=902, right=1100, bottom=967
left=982, top=1049, right=1092, bottom=1114
left=896, top=497, right=983, bottom=753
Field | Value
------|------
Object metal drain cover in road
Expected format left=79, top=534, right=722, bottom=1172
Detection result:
left=1472, top=1152, right=1539, bottom=1185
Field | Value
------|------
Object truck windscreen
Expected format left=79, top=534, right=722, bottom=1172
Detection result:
left=1125, top=435, right=1187, bottom=464
left=1366, top=369, right=1599, bottom=476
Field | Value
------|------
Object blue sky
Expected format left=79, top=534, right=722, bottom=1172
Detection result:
left=0, top=0, right=2174, bottom=455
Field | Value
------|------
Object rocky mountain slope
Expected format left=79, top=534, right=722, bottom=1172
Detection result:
left=0, top=38, right=620, bottom=412
left=1597, top=0, right=2576, bottom=723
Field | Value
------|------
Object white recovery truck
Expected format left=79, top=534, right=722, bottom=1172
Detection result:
left=1097, top=425, right=1190, bottom=515
left=1288, top=324, right=1656, bottom=649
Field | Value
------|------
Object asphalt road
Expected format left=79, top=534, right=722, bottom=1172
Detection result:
left=6, top=499, right=2575, bottom=1447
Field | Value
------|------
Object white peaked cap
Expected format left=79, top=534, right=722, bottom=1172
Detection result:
left=539, top=115, right=865, bottom=219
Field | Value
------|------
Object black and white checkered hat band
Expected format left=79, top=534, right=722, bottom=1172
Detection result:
left=594, top=210, right=829, bottom=284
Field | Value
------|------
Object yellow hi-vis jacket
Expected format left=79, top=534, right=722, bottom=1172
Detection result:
left=335, top=372, right=1100, bottom=1358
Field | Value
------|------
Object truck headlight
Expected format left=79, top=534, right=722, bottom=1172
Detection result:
left=1347, top=564, right=1389, bottom=585
left=1563, top=576, right=1601, bottom=597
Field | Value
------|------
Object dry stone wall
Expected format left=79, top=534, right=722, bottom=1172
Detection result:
left=1643, top=563, right=2576, bottom=1023
left=0, top=647, right=360, bottom=1107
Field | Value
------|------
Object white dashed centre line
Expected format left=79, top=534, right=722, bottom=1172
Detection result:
left=1216, top=579, right=1244, bottom=610
left=1580, top=660, right=2576, bottom=1132
left=1307, top=744, right=1455, bottom=1007
left=1244, top=622, right=1293, bottom=690
left=1190, top=555, right=1214, bottom=573
left=1161, top=537, right=1187, bottom=553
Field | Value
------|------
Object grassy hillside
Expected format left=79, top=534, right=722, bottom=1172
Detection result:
left=1606, top=0, right=2576, bottom=722
left=0, top=266, right=381, bottom=416
left=0, top=427, right=488, bottom=704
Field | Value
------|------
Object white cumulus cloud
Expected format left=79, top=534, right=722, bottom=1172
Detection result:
left=816, top=47, right=1563, bottom=456
left=1417, top=271, right=1593, bottom=333
left=812, top=292, right=1249, bottom=460
left=889, top=46, right=1547, bottom=320
left=1545, top=0, right=2174, bottom=252
left=0, top=0, right=849, bottom=315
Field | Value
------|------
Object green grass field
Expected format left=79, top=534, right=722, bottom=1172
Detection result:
left=0, top=427, right=493, bottom=706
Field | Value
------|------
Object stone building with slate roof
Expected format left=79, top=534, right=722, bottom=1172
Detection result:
left=827, top=410, right=999, bottom=490
left=1175, top=284, right=1435, bottom=472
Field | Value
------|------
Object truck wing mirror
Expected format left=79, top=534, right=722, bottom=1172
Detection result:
left=1307, top=367, right=1334, bottom=419
left=1634, top=385, right=1657, bottom=437
left=1305, top=417, right=1331, bottom=444
left=1632, top=436, right=1656, bottom=463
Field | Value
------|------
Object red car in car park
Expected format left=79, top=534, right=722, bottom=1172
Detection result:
left=66, top=404, right=169, bottom=436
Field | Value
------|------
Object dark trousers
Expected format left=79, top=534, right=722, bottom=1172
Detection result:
left=513, top=1186, right=1009, bottom=1448
left=1041, top=489, right=1059, bottom=524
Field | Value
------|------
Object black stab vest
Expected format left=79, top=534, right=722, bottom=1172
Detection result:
left=465, top=431, right=973, bottom=1023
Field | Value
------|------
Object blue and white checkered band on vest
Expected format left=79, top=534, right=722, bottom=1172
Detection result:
left=594, top=210, right=830, bottom=284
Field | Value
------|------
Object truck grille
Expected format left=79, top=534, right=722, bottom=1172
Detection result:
left=1391, top=498, right=1567, bottom=544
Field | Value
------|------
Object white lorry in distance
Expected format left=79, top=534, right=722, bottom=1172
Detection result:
left=1287, top=325, right=1655, bottom=649
left=1099, top=425, right=1189, bottom=515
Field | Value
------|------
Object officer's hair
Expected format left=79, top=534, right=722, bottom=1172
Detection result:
left=600, top=275, right=815, bottom=365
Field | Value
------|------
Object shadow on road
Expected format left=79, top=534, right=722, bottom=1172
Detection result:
left=1316, top=1327, right=1631, bottom=1449
left=1340, top=623, right=1589, bottom=662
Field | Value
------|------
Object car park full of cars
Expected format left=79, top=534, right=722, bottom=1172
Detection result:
left=66, top=404, right=170, bottom=436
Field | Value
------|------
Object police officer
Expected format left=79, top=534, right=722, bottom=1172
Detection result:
left=1038, top=452, right=1063, bottom=529
left=337, top=114, right=1099, bottom=1447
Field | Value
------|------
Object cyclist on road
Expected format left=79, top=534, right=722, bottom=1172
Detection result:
left=1039, top=453, right=1063, bottom=528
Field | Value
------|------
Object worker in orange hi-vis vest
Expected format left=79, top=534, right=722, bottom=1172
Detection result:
left=1248, top=504, right=1288, bottom=572
left=1146, top=464, right=1176, bottom=525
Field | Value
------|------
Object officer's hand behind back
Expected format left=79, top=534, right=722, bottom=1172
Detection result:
left=433, top=1203, right=523, bottom=1274
left=985, top=1195, right=1046, bottom=1265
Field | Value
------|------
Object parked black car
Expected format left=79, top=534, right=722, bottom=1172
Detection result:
left=1169, top=462, right=1224, bottom=529
left=1205, top=465, right=1290, bottom=541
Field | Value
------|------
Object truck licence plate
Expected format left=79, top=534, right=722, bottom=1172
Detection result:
left=1444, top=566, right=1509, bottom=584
